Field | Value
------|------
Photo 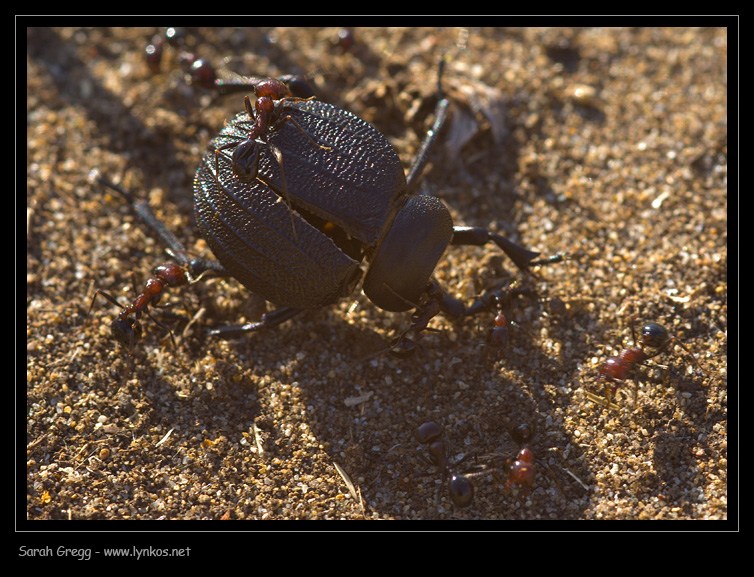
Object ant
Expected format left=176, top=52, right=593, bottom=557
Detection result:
left=86, top=174, right=229, bottom=353
left=464, top=281, right=539, bottom=349
left=211, top=78, right=330, bottom=188
left=595, top=320, right=705, bottom=407
left=145, top=28, right=318, bottom=98
left=413, top=420, right=550, bottom=511
left=386, top=280, right=547, bottom=359
left=144, top=28, right=328, bottom=191
left=464, top=423, right=539, bottom=494
left=144, top=27, right=219, bottom=88
left=209, top=78, right=332, bottom=241
left=504, top=423, right=538, bottom=490
left=414, top=421, right=476, bottom=508
left=87, top=262, right=190, bottom=353
left=476, top=422, right=581, bottom=500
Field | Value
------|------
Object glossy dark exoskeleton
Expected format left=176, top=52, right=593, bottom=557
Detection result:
left=195, top=93, right=419, bottom=311
left=197, top=61, right=562, bottom=342
left=415, top=421, right=475, bottom=508
left=92, top=59, right=563, bottom=352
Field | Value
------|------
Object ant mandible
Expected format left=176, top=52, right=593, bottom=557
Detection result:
left=596, top=320, right=704, bottom=406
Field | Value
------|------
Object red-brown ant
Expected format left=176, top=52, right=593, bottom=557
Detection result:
left=414, top=420, right=548, bottom=510
left=87, top=173, right=233, bottom=354
left=212, top=78, right=329, bottom=186
left=480, top=422, right=576, bottom=497
left=497, top=423, right=584, bottom=496
left=210, top=78, right=332, bottom=241
left=464, top=281, right=540, bottom=349
left=595, top=321, right=704, bottom=406
left=506, top=423, right=537, bottom=490
left=466, top=423, right=538, bottom=493
left=88, top=262, right=191, bottom=353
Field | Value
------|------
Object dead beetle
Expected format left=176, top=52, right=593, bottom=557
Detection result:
left=91, top=61, right=563, bottom=353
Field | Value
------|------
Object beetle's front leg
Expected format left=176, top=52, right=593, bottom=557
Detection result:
left=388, top=281, right=449, bottom=357
left=440, top=281, right=538, bottom=349
left=451, top=226, right=564, bottom=274
left=406, top=57, right=450, bottom=190
left=208, top=306, right=304, bottom=338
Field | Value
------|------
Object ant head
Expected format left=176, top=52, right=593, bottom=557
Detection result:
left=510, top=422, right=536, bottom=445
left=639, top=323, right=670, bottom=349
left=253, top=78, right=291, bottom=100
left=111, top=317, right=141, bottom=350
left=231, top=138, right=260, bottom=183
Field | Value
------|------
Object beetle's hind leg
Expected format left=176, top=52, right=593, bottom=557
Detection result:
left=90, top=172, right=229, bottom=280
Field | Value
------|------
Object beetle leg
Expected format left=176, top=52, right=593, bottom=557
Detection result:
left=450, top=226, right=565, bottom=274
left=406, top=58, right=450, bottom=190
left=461, top=281, right=536, bottom=318
left=91, top=173, right=229, bottom=279
left=208, top=306, right=304, bottom=338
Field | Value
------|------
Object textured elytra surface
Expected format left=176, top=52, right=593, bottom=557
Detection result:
left=208, top=99, right=406, bottom=245
left=193, top=99, right=408, bottom=308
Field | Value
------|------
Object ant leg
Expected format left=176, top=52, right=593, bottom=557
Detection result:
left=88, top=288, right=124, bottom=318
left=669, top=336, right=705, bottom=375
left=632, top=371, right=641, bottom=407
left=272, top=112, right=332, bottom=151
left=144, top=308, right=177, bottom=349
left=208, top=306, right=304, bottom=338
left=630, top=317, right=640, bottom=348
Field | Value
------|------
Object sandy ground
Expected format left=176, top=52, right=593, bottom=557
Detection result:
left=26, top=27, right=728, bottom=527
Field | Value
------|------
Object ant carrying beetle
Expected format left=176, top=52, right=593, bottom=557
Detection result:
left=593, top=320, right=705, bottom=407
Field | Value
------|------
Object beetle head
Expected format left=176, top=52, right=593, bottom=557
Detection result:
left=363, top=195, right=453, bottom=312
